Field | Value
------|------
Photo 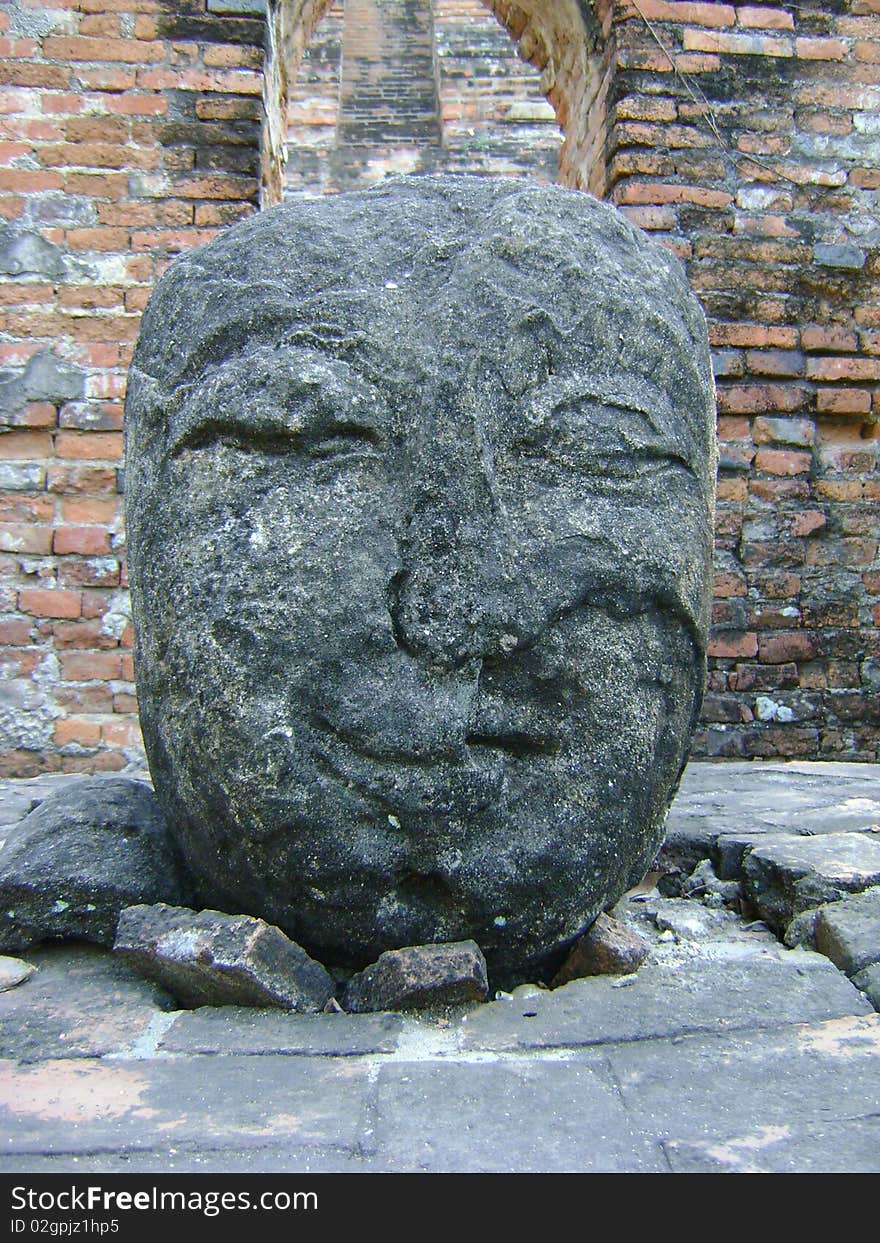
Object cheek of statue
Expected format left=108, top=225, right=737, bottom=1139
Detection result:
left=125, top=176, right=716, bottom=989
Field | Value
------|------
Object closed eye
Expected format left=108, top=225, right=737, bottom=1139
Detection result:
left=170, top=418, right=382, bottom=460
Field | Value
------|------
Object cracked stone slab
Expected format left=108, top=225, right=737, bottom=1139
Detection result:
left=373, top=1059, right=666, bottom=1172
left=606, top=1014, right=880, bottom=1149
left=0, top=1054, right=372, bottom=1157
left=743, top=832, right=880, bottom=933
left=664, top=1115, right=880, bottom=1173
left=159, top=1006, right=403, bottom=1056
left=662, top=761, right=880, bottom=872
left=815, top=887, right=880, bottom=978
left=0, top=945, right=173, bottom=1062
left=458, top=948, right=871, bottom=1052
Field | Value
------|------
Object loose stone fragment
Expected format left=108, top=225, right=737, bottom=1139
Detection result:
left=0, top=778, right=191, bottom=952
left=0, top=955, right=34, bottom=992
left=113, top=903, right=335, bottom=1012
left=125, top=175, right=716, bottom=988
left=552, top=913, right=649, bottom=987
left=784, top=908, right=820, bottom=950
left=344, top=941, right=489, bottom=1012
left=743, top=833, right=880, bottom=933
left=852, top=963, right=880, bottom=1012
left=815, top=887, right=880, bottom=978
left=680, top=858, right=741, bottom=908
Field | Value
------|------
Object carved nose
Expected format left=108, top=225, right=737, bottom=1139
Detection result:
left=392, top=509, right=492, bottom=668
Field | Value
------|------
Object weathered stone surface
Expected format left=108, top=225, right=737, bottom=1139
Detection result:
left=852, top=963, right=880, bottom=1012
left=0, top=955, right=34, bottom=992
left=345, top=940, right=488, bottom=1012
left=0, top=945, right=173, bottom=1062
left=551, top=913, right=648, bottom=986
left=159, top=1006, right=403, bottom=1056
left=0, top=1055, right=372, bottom=1158
left=680, top=857, right=741, bottom=907
left=23, top=351, right=84, bottom=404
left=0, top=225, right=64, bottom=279
left=373, top=1060, right=665, bottom=1173
left=125, top=175, right=716, bottom=988
left=0, top=778, right=191, bottom=952
left=648, top=896, right=742, bottom=942
left=113, top=903, right=335, bottom=1012
left=461, top=948, right=870, bottom=1052
left=743, top=832, right=880, bottom=933
left=815, top=887, right=880, bottom=978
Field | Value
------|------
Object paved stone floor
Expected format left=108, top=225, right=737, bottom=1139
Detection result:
left=0, top=760, right=878, bottom=1174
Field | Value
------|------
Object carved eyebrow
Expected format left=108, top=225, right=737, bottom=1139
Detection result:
left=520, top=370, right=703, bottom=469
left=165, top=343, right=389, bottom=456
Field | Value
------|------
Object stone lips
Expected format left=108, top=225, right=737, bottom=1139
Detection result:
left=125, top=175, right=716, bottom=987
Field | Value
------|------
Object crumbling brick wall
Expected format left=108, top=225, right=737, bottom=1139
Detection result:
left=0, top=0, right=877, bottom=775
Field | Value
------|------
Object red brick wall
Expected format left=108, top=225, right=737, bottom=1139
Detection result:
left=0, top=0, right=878, bottom=775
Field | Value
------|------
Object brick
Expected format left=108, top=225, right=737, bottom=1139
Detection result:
left=60, top=497, right=118, bottom=527
left=802, top=325, right=858, bottom=353
left=613, top=182, right=733, bottom=208
left=101, top=718, right=143, bottom=747
left=759, top=632, right=816, bottom=663
left=807, top=357, right=880, bottom=382
left=55, top=431, right=124, bottom=460
left=717, top=385, right=808, bottom=415
left=683, top=29, right=793, bottom=56
left=65, top=227, right=130, bottom=251
left=710, top=325, right=799, bottom=349
left=754, top=448, right=813, bottom=476
left=744, top=350, right=803, bottom=377
left=19, top=589, right=81, bottom=620
left=752, top=418, right=814, bottom=447
left=0, top=430, right=52, bottom=459
left=0, top=524, right=53, bottom=555
left=47, top=465, right=118, bottom=494
left=708, top=632, right=759, bottom=659
left=60, top=559, right=121, bottom=589
left=790, top=511, right=827, bottom=538
left=53, top=526, right=112, bottom=555
left=815, top=389, right=873, bottom=416
left=796, top=38, right=847, bottom=61
left=0, top=617, right=33, bottom=644
left=55, top=718, right=102, bottom=747
left=42, top=36, right=166, bottom=64
left=737, top=7, right=793, bottom=30
left=623, top=2, right=736, bottom=25
left=60, top=651, right=124, bottom=681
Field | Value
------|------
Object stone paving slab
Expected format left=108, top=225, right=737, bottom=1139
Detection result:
left=664, top=1115, right=880, bottom=1174
left=605, top=1013, right=880, bottom=1150
left=371, top=1059, right=667, bottom=1173
left=159, top=1006, right=404, bottom=1056
left=0, top=945, right=172, bottom=1062
left=0, top=1054, right=373, bottom=1158
left=458, top=947, right=871, bottom=1051
left=664, top=761, right=880, bottom=871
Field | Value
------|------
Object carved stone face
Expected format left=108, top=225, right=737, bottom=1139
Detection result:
left=125, top=178, right=716, bottom=986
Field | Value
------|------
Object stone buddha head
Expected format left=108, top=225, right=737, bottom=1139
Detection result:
left=125, top=177, right=716, bottom=986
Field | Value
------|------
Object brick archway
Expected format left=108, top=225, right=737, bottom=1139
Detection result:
left=261, top=0, right=615, bottom=205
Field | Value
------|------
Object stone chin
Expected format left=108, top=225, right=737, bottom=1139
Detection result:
left=125, top=176, right=716, bottom=988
